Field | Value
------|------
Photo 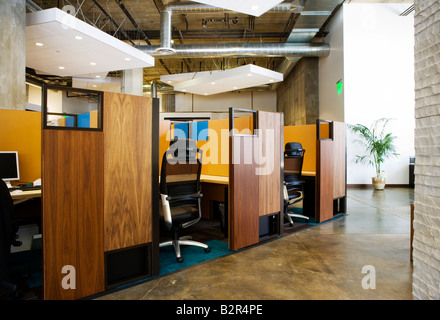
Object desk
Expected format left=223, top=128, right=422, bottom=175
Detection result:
left=200, top=175, right=229, bottom=185
left=11, top=189, right=42, bottom=204
left=302, top=171, right=316, bottom=177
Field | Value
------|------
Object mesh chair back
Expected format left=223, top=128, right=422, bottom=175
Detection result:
left=284, top=142, right=305, bottom=183
left=160, top=139, right=203, bottom=206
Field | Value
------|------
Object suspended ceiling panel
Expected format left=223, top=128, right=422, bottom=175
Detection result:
left=162, top=64, right=283, bottom=95
left=26, top=8, right=154, bottom=77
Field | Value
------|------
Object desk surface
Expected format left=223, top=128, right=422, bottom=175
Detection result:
left=201, top=174, right=229, bottom=185
left=11, top=189, right=42, bottom=201
left=302, top=171, right=316, bottom=177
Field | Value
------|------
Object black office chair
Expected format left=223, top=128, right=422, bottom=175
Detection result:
left=283, top=142, right=310, bottom=226
left=159, top=139, right=210, bottom=263
left=0, top=179, right=19, bottom=298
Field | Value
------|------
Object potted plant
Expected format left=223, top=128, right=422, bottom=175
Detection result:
left=348, top=118, right=399, bottom=190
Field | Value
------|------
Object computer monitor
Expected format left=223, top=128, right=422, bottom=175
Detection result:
left=0, top=151, right=20, bottom=188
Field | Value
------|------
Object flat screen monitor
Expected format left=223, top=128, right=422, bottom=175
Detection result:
left=0, top=151, right=20, bottom=187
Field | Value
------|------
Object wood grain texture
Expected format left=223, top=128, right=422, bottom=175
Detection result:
left=333, top=121, right=346, bottom=199
left=103, top=92, right=152, bottom=252
left=42, top=130, right=104, bottom=300
left=258, top=111, right=281, bottom=217
left=316, top=140, right=334, bottom=223
left=229, top=135, right=259, bottom=251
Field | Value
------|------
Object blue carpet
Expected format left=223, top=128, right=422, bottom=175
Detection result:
left=159, top=239, right=231, bottom=275
left=288, top=207, right=347, bottom=225
left=10, top=250, right=42, bottom=289
left=115, top=240, right=231, bottom=290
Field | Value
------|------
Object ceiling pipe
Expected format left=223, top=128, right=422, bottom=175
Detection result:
left=155, top=2, right=301, bottom=55
left=26, top=0, right=42, bottom=12
left=139, top=42, right=330, bottom=59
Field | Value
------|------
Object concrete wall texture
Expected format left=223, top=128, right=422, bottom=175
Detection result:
left=413, top=0, right=440, bottom=300
left=0, top=0, right=26, bottom=110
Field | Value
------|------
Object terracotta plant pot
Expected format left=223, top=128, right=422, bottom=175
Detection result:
left=372, top=176, right=386, bottom=190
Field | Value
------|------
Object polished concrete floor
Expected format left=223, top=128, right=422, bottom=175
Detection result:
left=96, top=187, right=414, bottom=300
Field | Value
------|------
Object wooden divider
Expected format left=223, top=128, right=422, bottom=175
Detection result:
left=42, top=130, right=104, bottom=300
left=42, top=90, right=158, bottom=299
left=333, top=122, right=346, bottom=199
left=103, top=92, right=153, bottom=252
left=229, top=109, right=283, bottom=251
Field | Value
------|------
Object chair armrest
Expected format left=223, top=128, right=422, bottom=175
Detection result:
left=166, top=193, right=203, bottom=202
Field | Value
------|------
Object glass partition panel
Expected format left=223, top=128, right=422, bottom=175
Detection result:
left=42, top=85, right=103, bottom=131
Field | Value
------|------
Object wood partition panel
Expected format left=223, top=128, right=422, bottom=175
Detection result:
left=229, top=134, right=260, bottom=250
left=316, top=139, right=334, bottom=223
left=42, top=130, right=104, bottom=300
left=333, top=122, right=346, bottom=199
left=258, top=111, right=282, bottom=217
left=103, top=92, right=153, bottom=252
left=229, top=109, right=283, bottom=251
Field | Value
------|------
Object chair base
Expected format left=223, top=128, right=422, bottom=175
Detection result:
left=285, top=212, right=309, bottom=226
left=159, top=236, right=210, bottom=263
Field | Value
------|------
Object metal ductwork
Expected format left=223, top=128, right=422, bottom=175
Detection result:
left=26, top=0, right=42, bottom=12
left=154, top=2, right=306, bottom=55
left=139, top=42, right=329, bottom=59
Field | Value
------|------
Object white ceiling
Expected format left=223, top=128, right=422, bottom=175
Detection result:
left=161, top=64, right=283, bottom=95
left=26, top=8, right=154, bottom=78
left=72, top=76, right=121, bottom=92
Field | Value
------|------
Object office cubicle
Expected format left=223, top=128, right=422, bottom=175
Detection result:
left=41, top=85, right=160, bottom=300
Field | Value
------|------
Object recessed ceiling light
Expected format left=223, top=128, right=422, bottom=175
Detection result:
left=182, top=89, right=187, bottom=92
left=247, top=73, right=253, bottom=77
left=124, top=57, right=131, bottom=61
left=167, top=80, right=172, bottom=84
left=92, top=84, right=97, bottom=87
left=211, top=82, right=216, bottom=85
left=204, top=93, right=208, bottom=95
left=95, top=75, right=101, bottom=78
left=35, top=42, right=44, bottom=47
left=58, top=66, right=65, bottom=70
left=75, top=35, right=83, bottom=40
left=90, top=62, right=96, bottom=66
left=250, top=5, right=259, bottom=11
left=269, top=79, right=274, bottom=82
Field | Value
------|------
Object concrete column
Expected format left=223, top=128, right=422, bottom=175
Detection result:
left=0, top=0, right=26, bottom=110
left=122, top=68, right=144, bottom=96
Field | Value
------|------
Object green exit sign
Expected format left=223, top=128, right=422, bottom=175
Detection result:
left=336, top=80, right=343, bottom=95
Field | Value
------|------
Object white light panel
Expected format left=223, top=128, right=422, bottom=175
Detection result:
left=162, top=64, right=283, bottom=96
left=189, top=0, right=284, bottom=17
left=26, top=8, right=154, bottom=77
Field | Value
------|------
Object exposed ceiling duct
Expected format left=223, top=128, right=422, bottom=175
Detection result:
left=153, top=1, right=304, bottom=55
left=139, top=42, right=330, bottom=59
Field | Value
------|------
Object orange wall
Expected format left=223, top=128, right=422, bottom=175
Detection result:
left=0, top=109, right=41, bottom=183
left=284, top=125, right=316, bottom=172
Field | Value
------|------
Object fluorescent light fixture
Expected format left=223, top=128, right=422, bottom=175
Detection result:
left=188, top=0, right=284, bottom=17
left=161, top=64, right=283, bottom=96
left=26, top=8, right=154, bottom=77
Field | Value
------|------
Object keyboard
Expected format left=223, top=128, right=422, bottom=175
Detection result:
left=9, top=185, right=41, bottom=191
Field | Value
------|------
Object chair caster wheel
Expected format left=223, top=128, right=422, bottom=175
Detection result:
left=177, top=257, right=184, bottom=263
left=204, top=247, right=211, bottom=253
